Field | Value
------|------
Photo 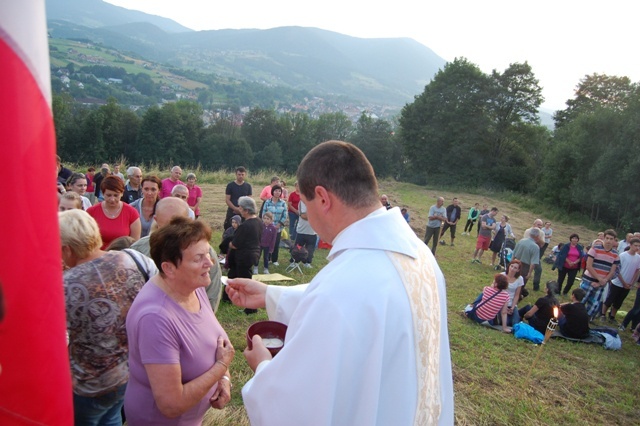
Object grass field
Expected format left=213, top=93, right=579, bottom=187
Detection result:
left=134, top=171, right=640, bottom=425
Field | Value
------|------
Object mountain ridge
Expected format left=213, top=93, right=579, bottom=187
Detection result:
left=46, top=0, right=446, bottom=107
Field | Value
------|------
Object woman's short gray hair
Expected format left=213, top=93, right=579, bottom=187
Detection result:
left=238, top=196, right=257, bottom=215
left=58, top=209, right=102, bottom=258
left=186, top=172, right=196, bottom=180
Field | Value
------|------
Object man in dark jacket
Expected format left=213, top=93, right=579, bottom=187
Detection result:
left=439, top=197, right=462, bottom=246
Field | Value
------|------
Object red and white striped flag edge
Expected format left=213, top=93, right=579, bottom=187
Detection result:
left=0, top=1, right=74, bottom=424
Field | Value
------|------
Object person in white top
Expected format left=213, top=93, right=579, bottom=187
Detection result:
left=226, top=140, right=454, bottom=426
left=602, top=238, right=640, bottom=322
left=66, top=172, right=92, bottom=210
left=171, top=184, right=196, bottom=219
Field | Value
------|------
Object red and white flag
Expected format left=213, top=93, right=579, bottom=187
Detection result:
left=0, top=2, right=73, bottom=424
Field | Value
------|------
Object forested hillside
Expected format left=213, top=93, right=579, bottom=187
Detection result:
left=53, top=57, right=640, bottom=231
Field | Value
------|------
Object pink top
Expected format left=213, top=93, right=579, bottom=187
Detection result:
left=160, top=178, right=184, bottom=199
left=259, top=185, right=274, bottom=201
left=564, top=245, right=581, bottom=269
left=87, top=203, right=140, bottom=249
left=187, top=184, right=203, bottom=216
left=475, top=287, right=509, bottom=321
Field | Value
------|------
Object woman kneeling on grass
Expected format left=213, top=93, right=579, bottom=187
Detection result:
left=466, top=273, right=512, bottom=333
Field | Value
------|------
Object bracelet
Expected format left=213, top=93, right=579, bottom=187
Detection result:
left=215, top=360, right=228, bottom=369
left=221, top=375, right=232, bottom=388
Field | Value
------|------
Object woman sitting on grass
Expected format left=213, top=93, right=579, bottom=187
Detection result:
left=465, top=273, right=512, bottom=333
left=519, top=281, right=558, bottom=334
left=502, top=259, right=524, bottom=326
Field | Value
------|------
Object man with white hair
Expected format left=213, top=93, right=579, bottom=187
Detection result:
left=130, top=197, right=223, bottom=313
left=122, top=166, right=143, bottom=204
left=512, top=227, right=543, bottom=287
left=525, top=219, right=547, bottom=290
left=171, top=184, right=196, bottom=219
left=160, top=166, right=184, bottom=199
left=380, top=194, right=391, bottom=210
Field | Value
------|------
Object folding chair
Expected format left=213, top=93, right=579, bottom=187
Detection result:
left=285, top=261, right=304, bottom=275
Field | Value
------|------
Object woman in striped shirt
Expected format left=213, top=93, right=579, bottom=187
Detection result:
left=466, top=273, right=512, bottom=333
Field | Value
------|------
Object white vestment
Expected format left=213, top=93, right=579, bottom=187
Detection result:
left=242, top=207, right=454, bottom=425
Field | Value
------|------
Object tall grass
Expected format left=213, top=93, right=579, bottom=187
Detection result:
left=69, top=162, right=296, bottom=187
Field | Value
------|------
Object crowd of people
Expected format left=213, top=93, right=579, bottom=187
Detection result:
left=56, top=142, right=454, bottom=425
left=55, top=148, right=640, bottom=424
left=421, top=194, right=640, bottom=343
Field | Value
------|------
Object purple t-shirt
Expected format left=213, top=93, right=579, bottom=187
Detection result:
left=125, top=283, right=227, bottom=425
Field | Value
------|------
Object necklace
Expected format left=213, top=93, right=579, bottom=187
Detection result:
left=102, top=202, right=122, bottom=219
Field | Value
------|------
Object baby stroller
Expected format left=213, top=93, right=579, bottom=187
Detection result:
left=494, top=238, right=516, bottom=271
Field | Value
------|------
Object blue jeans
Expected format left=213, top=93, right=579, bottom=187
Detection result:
left=288, top=212, right=299, bottom=241
left=260, top=246, right=271, bottom=269
left=466, top=309, right=495, bottom=325
left=73, top=383, right=126, bottom=426
left=508, top=305, right=521, bottom=326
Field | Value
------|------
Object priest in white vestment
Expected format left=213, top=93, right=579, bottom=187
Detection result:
left=227, top=141, right=454, bottom=425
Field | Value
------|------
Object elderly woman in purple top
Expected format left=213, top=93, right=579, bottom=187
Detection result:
left=124, top=217, right=234, bottom=425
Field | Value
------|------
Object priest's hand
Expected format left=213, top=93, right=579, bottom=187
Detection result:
left=244, top=335, right=272, bottom=372
left=226, top=278, right=268, bottom=309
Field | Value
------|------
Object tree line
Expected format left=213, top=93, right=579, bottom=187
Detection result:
left=53, top=57, right=640, bottom=231
left=53, top=95, right=399, bottom=177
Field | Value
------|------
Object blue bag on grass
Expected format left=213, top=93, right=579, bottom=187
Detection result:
left=513, top=322, right=544, bottom=344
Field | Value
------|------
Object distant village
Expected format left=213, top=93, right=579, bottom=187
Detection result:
left=52, top=44, right=402, bottom=126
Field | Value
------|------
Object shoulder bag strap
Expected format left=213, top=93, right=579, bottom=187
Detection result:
left=123, top=249, right=150, bottom=282
left=472, top=289, right=502, bottom=313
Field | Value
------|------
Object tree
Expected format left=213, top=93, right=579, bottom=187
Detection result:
left=399, top=57, right=493, bottom=184
left=352, top=113, right=399, bottom=178
left=313, top=112, right=353, bottom=143
left=554, top=73, right=636, bottom=128
left=52, top=93, right=75, bottom=157
left=277, top=113, right=315, bottom=173
left=488, top=62, right=544, bottom=158
left=256, top=141, right=284, bottom=170
left=99, top=98, right=140, bottom=160
left=241, top=108, right=280, bottom=153
left=134, top=101, right=204, bottom=166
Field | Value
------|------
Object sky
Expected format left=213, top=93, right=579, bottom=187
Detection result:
left=105, top=0, right=638, bottom=112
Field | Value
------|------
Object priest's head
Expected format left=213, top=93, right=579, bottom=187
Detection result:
left=296, top=141, right=380, bottom=243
